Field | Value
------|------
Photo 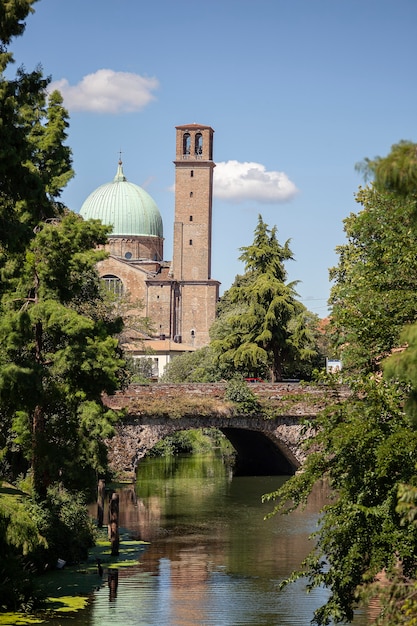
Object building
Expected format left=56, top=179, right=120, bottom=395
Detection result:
left=326, top=359, right=342, bottom=374
left=79, top=123, right=220, bottom=376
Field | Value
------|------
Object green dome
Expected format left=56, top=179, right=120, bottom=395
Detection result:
left=79, top=161, right=163, bottom=238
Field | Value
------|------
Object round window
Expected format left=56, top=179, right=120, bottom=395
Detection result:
left=125, top=251, right=132, bottom=260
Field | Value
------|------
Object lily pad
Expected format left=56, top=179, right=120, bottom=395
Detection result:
left=33, top=528, right=149, bottom=618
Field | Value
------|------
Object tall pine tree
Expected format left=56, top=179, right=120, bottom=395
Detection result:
left=212, top=215, right=318, bottom=381
left=0, top=1, right=126, bottom=498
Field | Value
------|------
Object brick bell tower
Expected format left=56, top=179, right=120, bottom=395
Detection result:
left=171, top=124, right=219, bottom=347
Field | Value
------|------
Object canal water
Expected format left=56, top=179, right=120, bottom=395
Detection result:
left=39, top=453, right=368, bottom=625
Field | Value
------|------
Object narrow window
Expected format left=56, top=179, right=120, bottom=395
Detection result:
left=183, top=133, right=190, bottom=155
left=190, top=170, right=194, bottom=177
left=195, top=133, right=203, bottom=155
left=190, top=191, right=193, bottom=197
left=189, top=215, right=193, bottom=221
left=189, top=239, right=193, bottom=245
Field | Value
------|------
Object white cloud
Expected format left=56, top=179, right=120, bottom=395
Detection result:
left=214, top=160, right=298, bottom=203
left=50, top=69, right=159, bottom=114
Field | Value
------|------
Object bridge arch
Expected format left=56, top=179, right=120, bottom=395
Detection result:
left=220, top=427, right=299, bottom=476
left=104, top=382, right=346, bottom=478
left=107, top=415, right=306, bottom=479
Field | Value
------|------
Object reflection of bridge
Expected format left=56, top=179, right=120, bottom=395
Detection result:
left=104, top=383, right=345, bottom=477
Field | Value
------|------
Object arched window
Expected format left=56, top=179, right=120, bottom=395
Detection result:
left=102, top=274, right=124, bottom=297
left=183, top=133, right=191, bottom=155
left=195, top=133, right=203, bottom=155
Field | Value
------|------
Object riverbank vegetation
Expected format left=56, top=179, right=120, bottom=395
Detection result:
left=147, top=428, right=235, bottom=459
left=265, top=141, right=417, bottom=624
left=0, top=482, right=96, bottom=612
left=0, top=1, right=127, bottom=612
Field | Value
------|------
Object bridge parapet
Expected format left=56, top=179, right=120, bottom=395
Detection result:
left=104, top=382, right=345, bottom=419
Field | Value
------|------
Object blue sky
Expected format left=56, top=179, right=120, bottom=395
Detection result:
left=8, top=0, right=417, bottom=316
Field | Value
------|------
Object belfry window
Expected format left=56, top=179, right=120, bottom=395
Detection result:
left=183, top=133, right=191, bottom=155
left=195, top=133, right=203, bottom=155
left=102, top=274, right=124, bottom=297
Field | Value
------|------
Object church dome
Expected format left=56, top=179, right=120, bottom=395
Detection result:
left=79, top=161, right=163, bottom=238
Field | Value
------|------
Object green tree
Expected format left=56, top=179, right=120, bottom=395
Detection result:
left=0, top=1, right=128, bottom=610
left=355, top=140, right=417, bottom=197
left=0, top=213, right=125, bottom=498
left=211, top=216, right=318, bottom=381
left=383, top=324, right=417, bottom=425
left=161, top=346, right=226, bottom=383
left=0, top=1, right=37, bottom=45
left=329, top=185, right=417, bottom=373
left=265, top=141, right=417, bottom=625
left=331, top=141, right=417, bottom=374
left=264, top=376, right=417, bottom=625
left=0, top=2, right=125, bottom=499
left=0, top=76, right=73, bottom=263
left=0, top=483, right=47, bottom=612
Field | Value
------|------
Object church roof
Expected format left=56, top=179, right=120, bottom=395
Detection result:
left=79, top=161, right=163, bottom=238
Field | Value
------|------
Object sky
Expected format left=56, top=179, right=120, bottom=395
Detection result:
left=7, top=0, right=417, bottom=316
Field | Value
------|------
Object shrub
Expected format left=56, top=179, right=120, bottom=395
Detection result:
left=30, top=485, right=96, bottom=567
left=224, top=379, right=262, bottom=414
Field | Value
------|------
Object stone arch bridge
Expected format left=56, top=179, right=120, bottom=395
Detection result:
left=104, top=383, right=346, bottom=478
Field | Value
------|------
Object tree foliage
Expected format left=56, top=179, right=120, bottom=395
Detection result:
left=0, top=0, right=38, bottom=46
left=0, top=214, right=125, bottom=498
left=0, top=3, right=128, bottom=609
left=0, top=481, right=96, bottom=611
left=0, top=75, right=73, bottom=261
left=0, top=1, right=125, bottom=498
left=329, top=184, right=417, bottom=373
left=266, top=140, right=417, bottom=624
left=355, top=140, right=417, bottom=197
left=0, top=486, right=45, bottom=612
left=161, top=346, right=225, bottom=383
left=264, top=377, right=417, bottom=625
left=211, top=215, right=320, bottom=381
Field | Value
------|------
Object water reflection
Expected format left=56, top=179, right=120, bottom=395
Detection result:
left=90, top=454, right=349, bottom=626
left=40, top=453, right=368, bottom=625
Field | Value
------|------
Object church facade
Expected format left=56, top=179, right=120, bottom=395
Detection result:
left=79, top=124, right=220, bottom=365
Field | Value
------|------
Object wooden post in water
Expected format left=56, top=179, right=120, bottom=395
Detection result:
left=108, top=492, right=120, bottom=556
left=108, top=568, right=119, bottom=601
left=97, top=479, right=105, bottom=528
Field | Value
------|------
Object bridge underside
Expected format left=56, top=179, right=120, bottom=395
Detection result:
left=220, top=428, right=299, bottom=476
left=107, top=418, right=305, bottom=478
